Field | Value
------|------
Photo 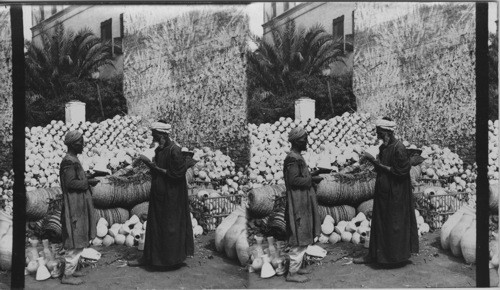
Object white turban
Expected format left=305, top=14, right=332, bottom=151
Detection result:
left=151, top=122, right=172, bottom=134
left=375, top=119, right=396, bottom=131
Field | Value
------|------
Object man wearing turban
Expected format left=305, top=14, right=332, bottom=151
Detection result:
left=59, top=130, right=100, bottom=285
left=283, top=126, right=324, bottom=283
left=128, top=120, right=194, bottom=269
left=355, top=117, right=419, bottom=265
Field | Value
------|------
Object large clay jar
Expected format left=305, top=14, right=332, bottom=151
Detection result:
left=460, top=222, right=476, bottom=264
left=449, top=213, right=475, bottom=257
left=440, top=208, right=465, bottom=250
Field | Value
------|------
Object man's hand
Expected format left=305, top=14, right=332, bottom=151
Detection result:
left=312, top=168, right=332, bottom=176
left=86, top=171, right=95, bottom=180
left=137, top=154, right=156, bottom=169
left=88, top=179, right=100, bottom=187
left=312, top=176, right=324, bottom=184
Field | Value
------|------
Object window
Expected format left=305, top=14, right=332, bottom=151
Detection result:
left=271, top=3, right=277, bottom=19
left=332, top=15, right=345, bottom=52
left=111, top=14, right=124, bottom=55
left=120, top=13, right=124, bottom=38
left=100, top=18, right=112, bottom=41
left=39, top=5, right=44, bottom=21
left=352, top=10, right=355, bottom=39
left=51, top=5, right=57, bottom=16
left=332, top=15, right=344, bottom=41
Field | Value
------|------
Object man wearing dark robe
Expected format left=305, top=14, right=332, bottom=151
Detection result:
left=59, top=130, right=100, bottom=285
left=355, top=117, right=419, bottom=265
left=283, top=126, right=324, bottom=283
left=128, top=121, right=194, bottom=269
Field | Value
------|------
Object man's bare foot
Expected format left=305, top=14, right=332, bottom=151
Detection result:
left=286, top=273, right=310, bottom=283
left=128, top=257, right=146, bottom=267
left=297, top=268, right=313, bottom=275
left=353, top=255, right=374, bottom=264
left=61, top=275, right=84, bottom=285
left=72, top=270, right=87, bottom=277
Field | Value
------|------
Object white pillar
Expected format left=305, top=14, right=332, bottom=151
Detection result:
left=65, top=101, right=86, bottom=124
left=294, top=97, right=316, bottom=122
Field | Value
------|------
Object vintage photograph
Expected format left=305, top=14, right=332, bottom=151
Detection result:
left=0, top=1, right=497, bottom=289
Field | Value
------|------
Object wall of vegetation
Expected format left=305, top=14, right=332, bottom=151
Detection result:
left=123, top=8, right=250, bottom=166
left=0, top=8, right=12, bottom=172
left=353, top=3, right=476, bottom=163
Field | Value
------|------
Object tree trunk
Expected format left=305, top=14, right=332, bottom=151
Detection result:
left=96, top=82, right=105, bottom=119
left=327, top=79, right=334, bottom=116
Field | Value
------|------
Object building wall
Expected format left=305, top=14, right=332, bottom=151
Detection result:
left=31, top=6, right=123, bottom=46
left=262, top=2, right=354, bottom=37
left=31, top=5, right=124, bottom=78
left=0, top=8, right=12, bottom=172
left=123, top=6, right=251, bottom=166
left=353, top=3, right=476, bottom=163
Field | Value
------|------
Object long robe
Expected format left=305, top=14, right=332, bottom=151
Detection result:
left=283, top=151, right=321, bottom=247
left=143, top=143, right=194, bottom=266
left=368, top=139, right=419, bottom=264
left=59, top=154, right=96, bottom=249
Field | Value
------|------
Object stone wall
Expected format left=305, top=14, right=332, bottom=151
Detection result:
left=353, top=3, right=476, bottom=163
left=0, top=8, right=12, bottom=172
left=123, top=7, right=250, bottom=166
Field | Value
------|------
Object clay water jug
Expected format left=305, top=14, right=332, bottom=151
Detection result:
left=27, top=239, right=39, bottom=262
left=251, top=256, right=263, bottom=271
left=260, top=254, right=276, bottom=278
left=50, top=244, right=59, bottom=258
left=267, top=236, right=276, bottom=259
left=35, top=257, right=50, bottom=281
left=271, top=241, right=286, bottom=276
left=42, top=240, right=54, bottom=262
left=46, top=244, right=60, bottom=272
left=254, top=235, right=264, bottom=258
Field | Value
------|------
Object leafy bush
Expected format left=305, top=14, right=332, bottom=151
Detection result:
left=26, top=75, right=126, bottom=127
left=24, top=22, right=125, bottom=127
left=247, top=19, right=353, bottom=124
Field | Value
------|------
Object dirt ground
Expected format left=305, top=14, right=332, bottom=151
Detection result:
left=249, top=231, right=499, bottom=289
left=0, top=230, right=498, bottom=289
left=0, top=232, right=247, bottom=290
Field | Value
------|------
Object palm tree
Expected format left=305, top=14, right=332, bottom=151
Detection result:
left=25, top=22, right=116, bottom=125
left=25, top=22, right=115, bottom=99
left=247, top=19, right=351, bottom=123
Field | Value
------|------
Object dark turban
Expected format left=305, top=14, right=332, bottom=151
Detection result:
left=288, top=126, right=307, bottom=142
left=64, top=130, right=83, bottom=145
